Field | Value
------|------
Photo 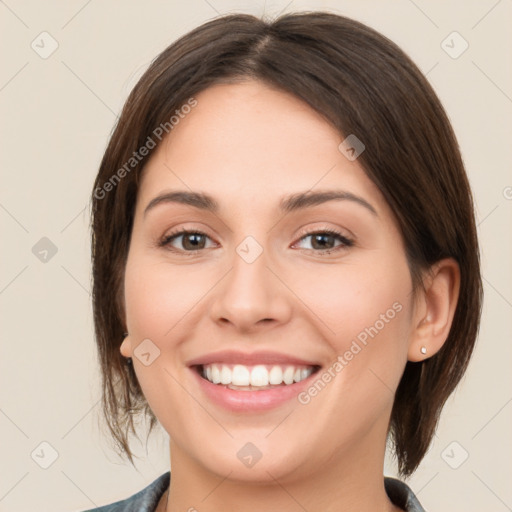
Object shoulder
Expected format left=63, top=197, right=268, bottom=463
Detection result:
left=384, top=476, right=426, bottom=512
left=79, top=472, right=170, bottom=512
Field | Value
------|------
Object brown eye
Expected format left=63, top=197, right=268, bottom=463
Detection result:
left=294, top=229, right=354, bottom=253
left=160, top=230, right=213, bottom=252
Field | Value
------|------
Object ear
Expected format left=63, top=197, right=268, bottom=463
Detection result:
left=120, top=333, right=133, bottom=358
left=408, top=258, right=460, bottom=362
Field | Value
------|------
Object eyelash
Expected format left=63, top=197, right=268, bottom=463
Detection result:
left=158, top=227, right=354, bottom=256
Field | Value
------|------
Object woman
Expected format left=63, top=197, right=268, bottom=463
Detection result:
left=86, top=11, right=482, bottom=512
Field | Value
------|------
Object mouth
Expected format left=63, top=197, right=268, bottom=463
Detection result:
left=193, top=363, right=321, bottom=391
left=186, top=350, right=323, bottom=412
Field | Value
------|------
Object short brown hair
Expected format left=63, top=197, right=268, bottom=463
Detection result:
left=91, top=11, right=482, bottom=477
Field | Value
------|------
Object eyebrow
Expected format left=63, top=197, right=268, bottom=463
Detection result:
left=143, top=189, right=377, bottom=217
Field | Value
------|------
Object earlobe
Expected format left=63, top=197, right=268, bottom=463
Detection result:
left=120, top=332, right=133, bottom=358
left=408, top=258, right=460, bottom=362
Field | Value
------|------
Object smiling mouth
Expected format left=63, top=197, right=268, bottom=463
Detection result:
left=194, top=363, right=321, bottom=391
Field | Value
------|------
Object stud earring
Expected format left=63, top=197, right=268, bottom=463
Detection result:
left=420, top=346, right=427, bottom=355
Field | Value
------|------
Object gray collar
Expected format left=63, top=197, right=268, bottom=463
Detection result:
left=84, top=472, right=426, bottom=511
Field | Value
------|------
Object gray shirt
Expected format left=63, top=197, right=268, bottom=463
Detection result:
left=82, top=472, right=426, bottom=511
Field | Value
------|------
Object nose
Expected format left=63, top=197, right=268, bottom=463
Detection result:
left=209, top=242, right=293, bottom=334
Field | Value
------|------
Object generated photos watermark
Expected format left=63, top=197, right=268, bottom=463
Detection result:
left=94, top=97, right=198, bottom=200
left=298, top=301, right=403, bottom=405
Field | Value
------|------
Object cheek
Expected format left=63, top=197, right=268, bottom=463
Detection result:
left=123, top=253, right=195, bottom=427
left=124, top=255, right=208, bottom=337
left=293, top=256, right=413, bottom=399
left=290, top=256, right=411, bottom=344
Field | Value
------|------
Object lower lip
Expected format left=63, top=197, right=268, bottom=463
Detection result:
left=190, top=367, right=318, bottom=412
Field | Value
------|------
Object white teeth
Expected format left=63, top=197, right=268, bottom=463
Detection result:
left=251, top=365, right=269, bottom=386
left=283, top=366, right=295, bottom=385
left=268, top=366, right=283, bottom=385
left=220, top=365, right=231, bottom=385
left=232, top=365, right=250, bottom=386
left=201, top=363, right=315, bottom=387
left=211, top=365, right=221, bottom=384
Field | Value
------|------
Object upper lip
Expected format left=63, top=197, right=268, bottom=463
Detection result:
left=186, top=350, right=321, bottom=367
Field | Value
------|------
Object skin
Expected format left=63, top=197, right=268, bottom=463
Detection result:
left=120, top=81, right=460, bottom=512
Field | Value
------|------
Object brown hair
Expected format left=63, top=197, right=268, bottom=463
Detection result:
left=91, top=11, right=482, bottom=477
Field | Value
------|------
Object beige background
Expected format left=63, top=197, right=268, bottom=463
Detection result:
left=1, top=1, right=511, bottom=511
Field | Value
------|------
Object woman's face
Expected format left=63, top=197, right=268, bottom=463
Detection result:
left=122, top=81, right=417, bottom=483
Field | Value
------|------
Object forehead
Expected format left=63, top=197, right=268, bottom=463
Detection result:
left=136, top=81, right=388, bottom=217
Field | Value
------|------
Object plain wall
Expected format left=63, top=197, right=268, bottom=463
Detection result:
left=0, top=1, right=511, bottom=511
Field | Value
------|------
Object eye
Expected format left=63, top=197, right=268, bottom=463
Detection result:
left=158, top=227, right=354, bottom=255
left=159, top=229, right=215, bottom=252
left=293, top=229, right=354, bottom=254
